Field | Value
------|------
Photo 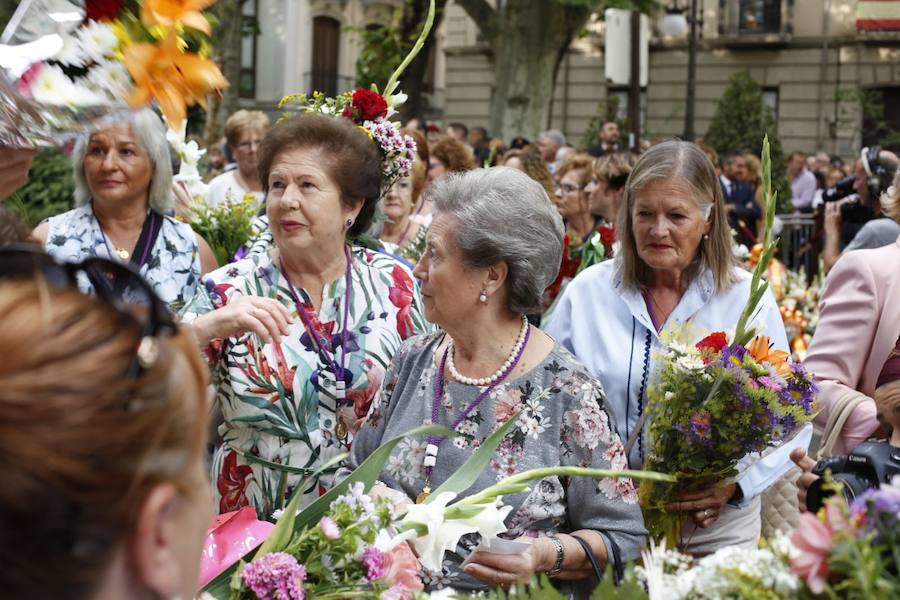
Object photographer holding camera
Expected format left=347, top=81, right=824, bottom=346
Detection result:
left=822, top=147, right=899, bottom=273
left=791, top=169, right=900, bottom=510
left=794, top=338, right=900, bottom=511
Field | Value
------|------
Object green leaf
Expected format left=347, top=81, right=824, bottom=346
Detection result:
left=426, top=410, right=522, bottom=502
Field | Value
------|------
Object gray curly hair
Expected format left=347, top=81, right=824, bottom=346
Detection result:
left=429, top=167, right=564, bottom=314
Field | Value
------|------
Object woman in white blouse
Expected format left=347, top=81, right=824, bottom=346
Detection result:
left=545, top=140, right=811, bottom=554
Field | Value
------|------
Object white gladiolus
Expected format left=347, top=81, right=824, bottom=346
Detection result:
left=399, top=491, right=513, bottom=572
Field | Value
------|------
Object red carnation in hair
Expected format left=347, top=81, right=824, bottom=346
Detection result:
left=85, top=0, right=123, bottom=21
left=343, top=88, right=388, bottom=122
left=696, top=332, right=728, bottom=362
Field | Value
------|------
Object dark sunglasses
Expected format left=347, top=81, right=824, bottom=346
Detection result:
left=0, top=245, right=176, bottom=382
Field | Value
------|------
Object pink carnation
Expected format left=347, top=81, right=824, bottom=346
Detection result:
left=382, top=542, right=424, bottom=596
left=242, top=552, right=306, bottom=599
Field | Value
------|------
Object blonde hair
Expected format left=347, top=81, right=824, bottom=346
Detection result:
left=881, top=169, right=900, bottom=223
left=0, top=278, right=208, bottom=599
left=617, top=140, right=737, bottom=292
left=593, top=152, right=637, bottom=190
left=225, top=109, right=271, bottom=148
left=556, top=154, right=594, bottom=184
left=500, top=149, right=554, bottom=199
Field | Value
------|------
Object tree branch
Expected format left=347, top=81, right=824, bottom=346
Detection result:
left=454, top=0, right=499, bottom=44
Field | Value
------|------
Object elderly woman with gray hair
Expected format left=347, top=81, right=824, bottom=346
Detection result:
left=33, top=109, right=217, bottom=309
left=545, top=140, right=811, bottom=554
left=349, top=167, right=646, bottom=593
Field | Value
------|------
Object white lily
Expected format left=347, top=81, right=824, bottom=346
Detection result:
left=401, top=492, right=479, bottom=572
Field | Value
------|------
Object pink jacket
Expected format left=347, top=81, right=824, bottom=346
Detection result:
left=804, top=235, right=900, bottom=454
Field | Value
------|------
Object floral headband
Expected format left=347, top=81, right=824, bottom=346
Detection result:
left=278, top=87, right=416, bottom=194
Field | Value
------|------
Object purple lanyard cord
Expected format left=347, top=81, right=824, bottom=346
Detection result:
left=425, top=324, right=531, bottom=478
left=279, top=245, right=353, bottom=388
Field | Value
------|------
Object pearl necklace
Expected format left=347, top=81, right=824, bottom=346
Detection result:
left=446, top=315, right=529, bottom=386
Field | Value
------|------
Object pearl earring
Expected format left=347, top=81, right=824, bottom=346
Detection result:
left=479, top=290, right=488, bottom=303
left=703, top=234, right=709, bottom=241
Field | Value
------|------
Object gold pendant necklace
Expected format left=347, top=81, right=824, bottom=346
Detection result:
left=416, top=484, right=431, bottom=504
left=116, top=247, right=130, bottom=260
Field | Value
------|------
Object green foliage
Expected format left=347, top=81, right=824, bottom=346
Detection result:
left=857, top=88, right=900, bottom=153
left=704, top=71, right=791, bottom=213
left=351, top=9, right=410, bottom=92
left=11, top=148, right=74, bottom=228
left=188, top=191, right=260, bottom=265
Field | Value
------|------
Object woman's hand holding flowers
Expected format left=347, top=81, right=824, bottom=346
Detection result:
left=463, top=537, right=552, bottom=588
left=192, top=296, right=292, bottom=344
left=667, top=482, right=738, bottom=528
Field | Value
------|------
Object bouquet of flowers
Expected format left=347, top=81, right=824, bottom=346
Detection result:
left=638, top=137, right=817, bottom=544
left=188, top=190, right=261, bottom=265
left=1, top=0, right=225, bottom=147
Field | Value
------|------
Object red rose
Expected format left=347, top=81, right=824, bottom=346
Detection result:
left=85, top=0, right=122, bottom=21
left=598, top=225, right=616, bottom=257
left=695, top=331, right=728, bottom=359
left=347, top=88, right=388, bottom=121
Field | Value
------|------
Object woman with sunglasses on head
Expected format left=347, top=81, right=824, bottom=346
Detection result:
left=0, top=249, right=212, bottom=600
left=181, top=113, right=430, bottom=519
left=32, top=108, right=218, bottom=310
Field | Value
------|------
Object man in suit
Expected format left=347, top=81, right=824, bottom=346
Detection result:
left=719, top=152, right=761, bottom=247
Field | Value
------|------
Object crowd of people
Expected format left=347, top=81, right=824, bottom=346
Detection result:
left=1, top=105, right=899, bottom=598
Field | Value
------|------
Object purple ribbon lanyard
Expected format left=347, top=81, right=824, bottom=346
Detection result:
left=279, top=245, right=353, bottom=398
left=425, top=325, right=531, bottom=479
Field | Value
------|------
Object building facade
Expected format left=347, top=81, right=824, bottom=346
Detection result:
left=244, top=0, right=900, bottom=159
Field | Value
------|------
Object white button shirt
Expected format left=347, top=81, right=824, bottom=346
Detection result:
left=544, top=260, right=812, bottom=508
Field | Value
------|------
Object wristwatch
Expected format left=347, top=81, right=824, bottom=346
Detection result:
left=545, top=535, right=564, bottom=577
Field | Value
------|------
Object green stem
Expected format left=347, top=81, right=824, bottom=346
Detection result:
left=452, top=466, right=674, bottom=509
left=382, top=0, right=435, bottom=98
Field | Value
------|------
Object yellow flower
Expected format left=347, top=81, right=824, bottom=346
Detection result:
left=140, top=0, right=216, bottom=35
left=124, top=33, right=226, bottom=130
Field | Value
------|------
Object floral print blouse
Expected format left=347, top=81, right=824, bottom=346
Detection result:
left=180, top=244, right=430, bottom=518
left=348, top=332, right=646, bottom=592
left=44, top=203, right=201, bottom=310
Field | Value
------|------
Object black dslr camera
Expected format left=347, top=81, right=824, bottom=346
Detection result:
left=806, top=440, right=900, bottom=512
left=821, top=175, right=855, bottom=203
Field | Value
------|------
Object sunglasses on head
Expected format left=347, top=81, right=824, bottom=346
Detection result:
left=0, top=245, right=176, bottom=382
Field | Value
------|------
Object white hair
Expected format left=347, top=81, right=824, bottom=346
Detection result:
left=429, top=167, right=564, bottom=314
left=72, top=108, right=174, bottom=213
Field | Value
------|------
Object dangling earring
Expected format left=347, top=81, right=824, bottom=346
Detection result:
left=345, top=218, right=354, bottom=229
left=479, top=289, right=488, bottom=303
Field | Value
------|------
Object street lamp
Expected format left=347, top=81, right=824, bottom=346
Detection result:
left=660, top=3, right=689, bottom=39
left=658, top=1, right=699, bottom=141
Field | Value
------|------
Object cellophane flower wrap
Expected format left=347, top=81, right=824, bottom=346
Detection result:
left=638, top=136, right=817, bottom=545
left=0, top=0, right=224, bottom=147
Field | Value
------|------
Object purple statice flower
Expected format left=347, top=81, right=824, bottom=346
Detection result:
left=360, top=547, right=386, bottom=581
left=677, top=410, right=714, bottom=447
left=242, top=552, right=307, bottom=600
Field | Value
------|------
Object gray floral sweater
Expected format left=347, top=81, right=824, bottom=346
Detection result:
left=348, top=331, right=647, bottom=592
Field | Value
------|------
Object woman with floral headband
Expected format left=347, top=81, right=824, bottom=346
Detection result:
left=380, top=159, right=429, bottom=263
left=181, top=110, right=430, bottom=518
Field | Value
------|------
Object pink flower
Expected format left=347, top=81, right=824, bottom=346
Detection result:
left=565, top=402, right=610, bottom=450
left=790, top=512, right=833, bottom=594
left=382, top=542, right=424, bottom=596
left=242, top=552, right=306, bottom=599
left=318, top=516, right=340, bottom=539
left=495, top=388, right=522, bottom=423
